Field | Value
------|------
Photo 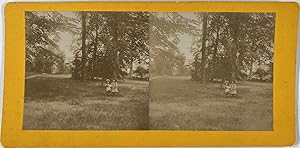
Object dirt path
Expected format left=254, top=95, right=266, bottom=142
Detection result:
left=25, top=73, right=71, bottom=79
left=149, top=75, right=165, bottom=80
left=25, top=74, right=42, bottom=79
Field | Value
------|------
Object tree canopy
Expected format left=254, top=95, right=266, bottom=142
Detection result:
left=149, top=12, right=196, bottom=76
left=25, top=12, right=77, bottom=73
left=191, top=12, right=275, bottom=82
left=25, top=12, right=274, bottom=82
left=71, top=12, right=150, bottom=80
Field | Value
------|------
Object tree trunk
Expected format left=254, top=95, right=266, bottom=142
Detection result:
left=81, top=11, right=87, bottom=81
left=248, top=58, right=254, bottom=80
left=192, top=54, right=200, bottom=80
left=200, top=13, right=208, bottom=83
left=212, top=26, right=220, bottom=80
left=112, top=13, right=119, bottom=79
left=213, top=27, right=220, bottom=62
left=140, top=72, right=143, bottom=79
left=230, top=17, right=240, bottom=81
left=92, top=23, right=99, bottom=79
left=129, top=57, right=134, bottom=78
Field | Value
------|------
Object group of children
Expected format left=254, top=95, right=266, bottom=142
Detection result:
left=223, top=81, right=237, bottom=97
left=105, top=79, right=118, bottom=96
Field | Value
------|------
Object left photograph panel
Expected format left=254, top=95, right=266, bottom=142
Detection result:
left=23, top=11, right=150, bottom=130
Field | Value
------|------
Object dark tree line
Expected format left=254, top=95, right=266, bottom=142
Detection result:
left=191, top=12, right=275, bottom=82
left=72, top=12, right=150, bottom=80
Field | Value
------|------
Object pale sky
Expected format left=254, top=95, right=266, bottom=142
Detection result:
left=177, top=12, right=197, bottom=64
left=58, top=12, right=76, bottom=59
left=58, top=31, right=74, bottom=58
left=177, top=33, right=194, bottom=63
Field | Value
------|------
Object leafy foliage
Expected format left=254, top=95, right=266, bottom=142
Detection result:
left=25, top=12, right=77, bottom=73
left=149, top=13, right=196, bottom=76
left=191, top=12, right=275, bottom=81
left=26, top=11, right=274, bottom=82
left=71, top=12, right=150, bottom=80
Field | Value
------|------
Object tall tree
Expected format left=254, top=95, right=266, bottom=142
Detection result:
left=71, top=12, right=150, bottom=80
left=80, top=11, right=87, bottom=81
left=192, top=12, right=275, bottom=82
left=200, top=13, right=208, bottom=82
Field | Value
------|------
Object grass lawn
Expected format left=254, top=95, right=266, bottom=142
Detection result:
left=23, top=74, right=149, bottom=130
left=149, top=76, right=273, bottom=130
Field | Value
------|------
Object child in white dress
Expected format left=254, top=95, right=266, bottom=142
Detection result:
left=224, top=81, right=231, bottom=97
left=105, top=79, right=112, bottom=96
left=230, top=81, right=237, bottom=97
left=111, top=79, right=118, bottom=96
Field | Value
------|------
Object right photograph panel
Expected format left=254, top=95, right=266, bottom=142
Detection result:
left=149, top=12, right=275, bottom=130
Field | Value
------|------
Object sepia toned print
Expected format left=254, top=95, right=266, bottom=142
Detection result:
left=24, top=11, right=274, bottom=130
left=149, top=12, right=274, bottom=130
left=24, top=11, right=150, bottom=130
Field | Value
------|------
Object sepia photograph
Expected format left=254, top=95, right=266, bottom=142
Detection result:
left=23, top=11, right=274, bottom=131
left=24, top=11, right=150, bottom=130
left=149, top=12, right=275, bottom=130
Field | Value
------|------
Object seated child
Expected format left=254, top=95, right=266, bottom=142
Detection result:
left=111, top=79, right=119, bottom=96
left=230, top=81, right=237, bottom=97
left=224, top=81, right=231, bottom=96
left=105, top=79, right=112, bottom=96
